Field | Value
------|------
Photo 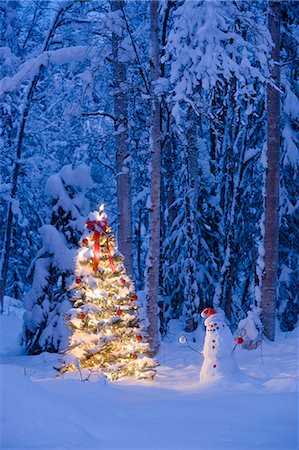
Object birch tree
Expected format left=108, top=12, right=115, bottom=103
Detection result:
left=146, top=0, right=161, bottom=351
left=110, top=0, right=133, bottom=278
left=261, top=1, right=281, bottom=341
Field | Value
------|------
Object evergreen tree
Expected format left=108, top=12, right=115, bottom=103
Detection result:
left=278, top=1, right=299, bottom=332
left=59, top=206, right=158, bottom=381
left=22, top=164, right=92, bottom=354
left=165, top=0, right=272, bottom=331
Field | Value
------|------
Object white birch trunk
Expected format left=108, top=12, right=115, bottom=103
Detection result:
left=146, top=0, right=161, bottom=352
left=111, top=0, right=133, bottom=278
left=261, top=1, right=280, bottom=341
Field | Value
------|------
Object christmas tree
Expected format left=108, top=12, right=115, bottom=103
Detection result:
left=59, top=206, right=158, bottom=381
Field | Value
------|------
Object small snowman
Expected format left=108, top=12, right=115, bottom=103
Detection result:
left=200, top=307, right=239, bottom=383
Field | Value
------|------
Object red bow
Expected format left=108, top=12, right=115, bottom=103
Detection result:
left=86, top=218, right=115, bottom=273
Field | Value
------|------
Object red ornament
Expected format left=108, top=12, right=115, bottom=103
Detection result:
left=136, top=335, right=143, bottom=343
left=236, top=337, right=244, bottom=344
left=131, top=294, right=138, bottom=302
left=213, top=364, right=217, bottom=368
left=212, top=346, right=215, bottom=349
left=115, top=309, right=122, bottom=316
left=79, top=313, right=87, bottom=320
left=82, top=239, right=89, bottom=246
left=131, top=354, right=138, bottom=360
left=212, top=340, right=216, bottom=343
left=75, top=278, right=82, bottom=284
left=121, top=278, right=126, bottom=285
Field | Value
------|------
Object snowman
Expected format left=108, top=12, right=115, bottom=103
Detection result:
left=200, top=307, right=239, bottom=383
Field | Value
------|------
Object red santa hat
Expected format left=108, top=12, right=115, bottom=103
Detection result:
left=201, top=308, right=216, bottom=318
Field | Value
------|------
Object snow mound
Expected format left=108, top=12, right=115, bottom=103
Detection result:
left=0, top=365, right=103, bottom=449
left=263, top=377, right=298, bottom=393
left=1, top=310, right=298, bottom=450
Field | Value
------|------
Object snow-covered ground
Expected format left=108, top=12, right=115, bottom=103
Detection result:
left=0, top=298, right=298, bottom=450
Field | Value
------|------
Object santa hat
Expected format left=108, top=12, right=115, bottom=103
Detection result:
left=201, top=308, right=216, bottom=318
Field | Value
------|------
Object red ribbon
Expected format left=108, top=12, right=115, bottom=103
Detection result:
left=93, top=229, right=101, bottom=273
left=86, top=218, right=115, bottom=273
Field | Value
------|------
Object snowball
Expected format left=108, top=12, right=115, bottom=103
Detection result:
left=179, top=336, right=187, bottom=344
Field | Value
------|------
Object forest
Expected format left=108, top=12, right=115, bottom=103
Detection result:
left=0, top=1, right=298, bottom=448
left=1, top=0, right=298, bottom=347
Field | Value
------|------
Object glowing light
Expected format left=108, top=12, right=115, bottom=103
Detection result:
left=58, top=205, right=158, bottom=380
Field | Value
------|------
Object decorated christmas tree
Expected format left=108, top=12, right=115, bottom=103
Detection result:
left=59, top=206, right=158, bottom=381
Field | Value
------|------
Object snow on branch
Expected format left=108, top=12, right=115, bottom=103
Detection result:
left=0, top=46, right=100, bottom=95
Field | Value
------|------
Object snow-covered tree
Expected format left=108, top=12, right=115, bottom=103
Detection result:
left=1, top=0, right=298, bottom=341
left=22, top=164, right=93, bottom=354
left=59, top=206, right=157, bottom=381
left=110, top=0, right=133, bottom=278
left=277, top=1, right=299, bottom=332
left=165, top=0, right=273, bottom=331
left=0, top=1, right=77, bottom=312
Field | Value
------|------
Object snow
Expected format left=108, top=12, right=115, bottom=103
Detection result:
left=0, top=300, right=298, bottom=450
left=59, top=164, right=93, bottom=189
left=39, top=225, right=75, bottom=272
left=0, top=46, right=99, bottom=95
left=282, top=122, right=299, bottom=168
left=167, top=0, right=271, bottom=124
left=45, top=164, right=92, bottom=231
left=45, top=164, right=93, bottom=205
left=23, top=258, right=51, bottom=312
left=238, top=309, right=263, bottom=350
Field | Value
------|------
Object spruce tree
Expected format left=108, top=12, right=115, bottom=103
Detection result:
left=59, top=206, right=158, bottom=381
left=22, top=164, right=92, bottom=354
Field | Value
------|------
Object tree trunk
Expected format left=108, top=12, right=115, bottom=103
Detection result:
left=146, top=0, right=161, bottom=352
left=111, top=0, right=133, bottom=278
left=0, top=5, right=73, bottom=313
left=186, top=107, right=199, bottom=209
left=261, top=1, right=280, bottom=341
left=185, top=107, right=200, bottom=330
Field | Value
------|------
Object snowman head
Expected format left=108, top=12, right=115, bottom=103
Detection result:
left=201, top=308, right=216, bottom=318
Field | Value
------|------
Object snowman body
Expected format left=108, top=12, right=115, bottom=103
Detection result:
left=200, top=312, right=238, bottom=383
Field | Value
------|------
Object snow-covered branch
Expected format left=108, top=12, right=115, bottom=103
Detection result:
left=0, top=46, right=100, bottom=95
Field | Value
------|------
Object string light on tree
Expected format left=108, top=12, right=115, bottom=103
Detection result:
left=58, top=205, right=158, bottom=381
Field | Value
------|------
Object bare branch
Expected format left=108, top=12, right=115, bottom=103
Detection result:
left=120, top=4, right=150, bottom=94
left=81, top=111, right=116, bottom=122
